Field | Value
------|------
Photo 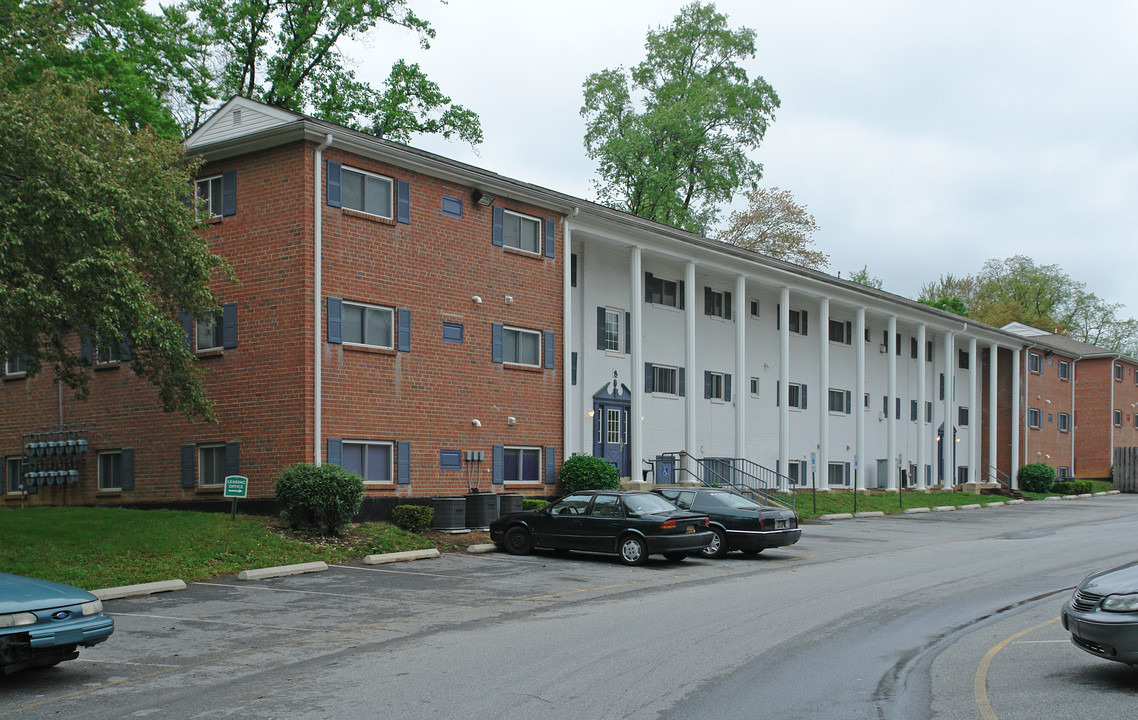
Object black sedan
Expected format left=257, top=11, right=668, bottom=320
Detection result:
left=489, top=490, right=713, bottom=565
left=653, top=487, right=801, bottom=559
left=1062, top=560, right=1138, bottom=666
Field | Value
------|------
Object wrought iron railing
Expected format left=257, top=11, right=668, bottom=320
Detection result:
left=655, top=451, right=797, bottom=510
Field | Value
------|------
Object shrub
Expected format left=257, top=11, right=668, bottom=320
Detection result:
left=523, top=499, right=549, bottom=511
left=275, top=463, right=364, bottom=536
left=558, top=455, right=620, bottom=494
left=1017, top=463, right=1056, bottom=494
left=391, top=505, right=434, bottom=533
left=1052, top=480, right=1093, bottom=495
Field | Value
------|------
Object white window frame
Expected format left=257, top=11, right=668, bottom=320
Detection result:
left=750, top=377, right=760, bottom=398
left=341, top=300, right=394, bottom=349
left=749, top=299, right=760, bottom=319
left=706, top=289, right=730, bottom=319
left=1058, top=412, right=1070, bottom=432
left=1114, top=409, right=1123, bottom=427
left=708, top=372, right=725, bottom=401
left=827, top=461, right=848, bottom=486
left=502, top=209, right=541, bottom=254
left=1057, top=466, right=1071, bottom=478
left=1028, top=352, right=1041, bottom=373
left=652, top=365, right=679, bottom=396
left=98, top=450, right=123, bottom=490
left=198, top=444, right=226, bottom=486
left=788, top=309, right=806, bottom=336
left=828, top=388, right=849, bottom=414
left=342, top=440, right=393, bottom=484
left=195, top=174, right=223, bottom=218
left=503, top=326, right=541, bottom=367
left=341, top=165, right=394, bottom=219
left=1116, top=363, right=1124, bottom=382
left=604, top=308, right=623, bottom=353
left=1028, top=408, right=1041, bottom=429
left=196, top=314, right=222, bottom=352
left=503, top=446, right=543, bottom=484
left=828, top=319, right=850, bottom=345
left=959, top=406, right=969, bottom=427
left=1058, top=360, right=1070, bottom=380
left=788, top=382, right=805, bottom=410
left=95, top=332, right=124, bottom=364
left=4, top=355, right=28, bottom=375
left=5, top=456, right=22, bottom=494
left=646, top=275, right=680, bottom=308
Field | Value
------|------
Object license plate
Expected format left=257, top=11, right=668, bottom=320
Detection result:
left=685, top=525, right=695, bottom=534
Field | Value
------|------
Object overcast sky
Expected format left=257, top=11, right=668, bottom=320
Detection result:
left=348, top=0, right=1138, bottom=315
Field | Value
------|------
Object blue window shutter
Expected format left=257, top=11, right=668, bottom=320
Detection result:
left=221, top=170, right=237, bottom=216
left=222, top=302, right=237, bottom=349
left=396, top=179, right=410, bottom=224
left=492, top=445, right=504, bottom=485
left=801, top=311, right=809, bottom=336
left=120, top=333, right=132, bottom=362
left=624, top=312, right=630, bottom=351
left=179, top=311, right=193, bottom=348
left=80, top=335, right=93, bottom=365
left=597, top=307, right=606, bottom=350
left=845, top=462, right=851, bottom=485
left=397, top=442, right=410, bottom=484
left=725, top=374, right=732, bottom=402
left=544, top=331, right=555, bottom=369
left=327, top=438, right=342, bottom=467
left=704, top=371, right=712, bottom=399
left=571, top=254, right=578, bottom=287
left=678, top=280, right=685, bottom=309
left=704, top=287, right=713, bottom=316
left=845, top=390, right=852, bottom=415
left=326, top=161, right=341, bottom=207
left=544, top=219, right=555, bottom=258
left=725, top=291, right=733, bottom=319
left=225, top=441, right=240, bottom=478
left=802, top=384, right=808, bottom=410
left=644, top=272, right=654, bottom=302
left=846, top=321, right=852, bottom=345
left=492, top=323, right=503, bottom=363
left=571, top=352, right=577, bottom=385
left=491, top=206, right=504, bottom=246
left=776, top=380, right=780, bottom=406
left=120, top=449, right=134, bottom=491
left=180, top=444, right=195, bottom=488
left=327, top=297, right=342, bottom=343
left=397, top=308, right=411, bottom=352
left=644, top=363, right=654, bottom=393
left=545, top=446, right=556, bottom=484
left=678, top=367, right=685, bottom=397
left=776, top=304, right=780, bottom=330
left=0, top=456, right=5, bottom=492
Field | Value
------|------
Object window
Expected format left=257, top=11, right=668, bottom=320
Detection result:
left=959, top=407, right=969, bottom=427
left=957, top=466, right=969, bottom=485
left=342, top=301, right=394, bottom=348
left=342, top=441, right=392, bottom=483
left=1058, top=412, right=1070, bottom=432
left=787, top=382, right=806, bottom=409
left=864, top=393, right=870, bottom=409
left=181, top=304, right=237, bottom=352
left=651, top=365, right=679, bottom=395
left=749, top=300, right=760, bottom=318
left=1058, top=360, right=1070, bottom=380
left=1028, top=408, right=1041, bottom=428
left=704, top=287, right=732, bottom=319
left=4, top=354, right=28, bottom=375
left=502, top=210, right=541, bottom=254
left=95, top=333, right=126, bottom=364
left=607, top=409, right=621, bottom=445
left=1114, top=409, right=1123, bottom=427
left=5, top=456, right=21, bottom=493
left=827, top=462, right=850, bottom=486
left=196, top=315, right=222, bottom=352
left=98, top=451, right=123, bottom=490
left=645, top=273, right=681, bottom=308
left=198, top=444, right=226, bottom=486
left=959, top=349, right=970, bottom=370
left=1028, top=352, right=1041, bottom=373
left=1116, top=363, right=1124, bottom=382
left=706, top=371, right=727, bottom=401
left=829, top=319, right=852, bottom=345
left=911, top=400, right=918, bottom=422
left=503, top=447, right=542, bottom=483
left=779, top=308, right=808, bottom=335
left=1057, top=466, right=1071, bottom=478
left=604, top=309, right=623, bottom=352
left=785, top=460, right=808, bottom=485
left=342, top=166, right=393, bottom=218
left=503, top=326, right=541, bottom=366
left=196, top=174, right=223, bottom=217
left=750, top=377, right=760, bottom=398
left=828, top=388, right=852, bottom=414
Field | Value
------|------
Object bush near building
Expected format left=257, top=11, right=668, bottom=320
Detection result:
left=275, top=463, right=364, bottom=535
left=558, top=456, right=620, bottom=493
left=1017, top=463, right=1056, bottom=494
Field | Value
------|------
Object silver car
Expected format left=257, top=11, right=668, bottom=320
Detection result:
left=1061, top=560, right=1138, bottom=666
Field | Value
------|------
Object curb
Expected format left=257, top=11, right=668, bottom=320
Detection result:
left=363, top=549, right=440, bottom=565
left=853, top=511, right=885, bottom=518
left=931, top=505, right=956, bottom=512
left=237, top=561, right=328, bottom=581
left=467, top=543, right=499, bottom=554
left=903, top=507, right=930, bottom=514
left=93, top=579, right=187, bottom=601
left=818, top=513, right=853, bottom=521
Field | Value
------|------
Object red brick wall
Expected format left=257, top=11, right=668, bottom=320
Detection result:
left=1020, top=350, right=1076, bottom=475
left=1073, top=358, right=1117, bottom=479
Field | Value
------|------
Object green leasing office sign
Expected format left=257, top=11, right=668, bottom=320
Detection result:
left=225, top=475, right=248, bottom=520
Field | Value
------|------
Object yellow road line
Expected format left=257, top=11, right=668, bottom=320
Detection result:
left=974, top=616, right=1060, bottom=720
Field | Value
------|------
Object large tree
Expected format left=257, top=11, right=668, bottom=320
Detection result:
left=717, top=187, right=827, bottom=269
left=0, top=68, right=226, bottom=420
left=581, top=2, right=779, bottom=233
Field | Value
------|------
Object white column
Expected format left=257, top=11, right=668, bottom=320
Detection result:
left=943, top=330, right=955, bottom=485
left=1011, top=347, right=1021, bottom=488
left=735, top=274, right=747, bottom=459
left=969, top=337, right=979, bottom=484
left=629, top=247, right=643, bottom=481
left=988, top=342, right=999, bottom=484
left=684, top=262, right=697, bottom=472
left=818, top=297, right=830, bottom=489
left=887, top=315, right=898, bottom=489
left=917, top=324, right=928, bottom=489
left=563, top=223, right=574, bottom=459
left=855, top=308, right=866, bottom=491
left=778, top=287, right=790, bottom=489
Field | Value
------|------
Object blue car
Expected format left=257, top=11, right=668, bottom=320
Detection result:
left=0, top=572, right=114, bottom=675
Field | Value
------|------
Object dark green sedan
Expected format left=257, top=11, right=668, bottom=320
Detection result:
left=654, top=487, right=801, bottom=559
left=489, top=490, right=712, bottom=565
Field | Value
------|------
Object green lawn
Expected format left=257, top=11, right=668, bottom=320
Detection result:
left=0, top=507, right=434, bottom=590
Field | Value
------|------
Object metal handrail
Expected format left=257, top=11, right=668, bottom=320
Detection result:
left=984, top=464, right=1015, bottom=494
left=657, top=451, right=797, bottom=511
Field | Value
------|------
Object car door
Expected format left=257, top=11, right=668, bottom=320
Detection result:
left=534, top=493, right=593, bottom=549
left=581, top=493, right=625, bottom=552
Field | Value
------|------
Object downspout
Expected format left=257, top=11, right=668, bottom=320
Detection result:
left=314, top=133, right=333, bottom=465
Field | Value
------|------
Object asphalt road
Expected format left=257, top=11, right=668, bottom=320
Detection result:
left=3, top=496, right=1137, bottom=719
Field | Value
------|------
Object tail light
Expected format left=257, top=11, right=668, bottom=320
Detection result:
left=660, top=518, right=676, bottom=529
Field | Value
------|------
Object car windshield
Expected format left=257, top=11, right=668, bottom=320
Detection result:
left=706, top=491, right=764, bottom=510
left=623, top=493, right=680, bottom=516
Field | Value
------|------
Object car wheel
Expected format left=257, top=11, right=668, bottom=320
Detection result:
left=503, top=526, right=533, bottom=555
left=741, top=548, right=763, bottom=556
left=699, top=527, right=728, bottom=559
left=663, top=552, right=687, bottom=562
left=618, top=535, right=648, bottom=566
